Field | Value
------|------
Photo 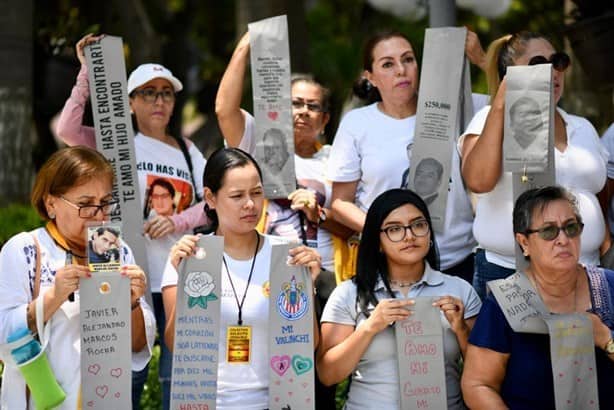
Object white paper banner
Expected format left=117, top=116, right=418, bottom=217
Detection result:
left=249, top=15, right=296, bottom=199
left=408, top=27, right=473, bottom=233
left=80, top=272, right=132, bottom=409
left=395, top=297, right=447, bottom=409
left=268, top=243, right=315, bottom=409
left=170, top=235, right=224, bottom=410
left=85, top=36, right=150, bottom=300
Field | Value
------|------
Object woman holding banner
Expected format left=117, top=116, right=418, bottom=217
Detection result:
left=459, top=31, right=609, bottom=300
left=161, top=147, right=321, bottom=409
left=215, top=32, right=352, bottom=275
left=56, top=33, right=208, bottom=408
left=0, top=146, right=155, bottom=409
left=317, top=189, right=481, bottom=409
left=328, top=30, right=487, bottom=284
left=462, top=186, right=614, bottom=409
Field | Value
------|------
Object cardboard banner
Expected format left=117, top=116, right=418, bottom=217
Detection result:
left=80, top=272, right=132, bottom=409
left=488, top=274, right=600, bottom=409
left=268, top=243, right=315, bottom=409
left=505, top=65, right=555, bottom=270
left=170, top=235, right=224, bottom=410
left=84, top=36, right=150, bottom=301
left=395, top=298, right=447, bottom=409
left=408, top=27, right=473, bottom=233
left=249, top=15, right=296, bottom=199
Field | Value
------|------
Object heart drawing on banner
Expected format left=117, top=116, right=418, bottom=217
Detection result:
left=267, top=111, right=279, bottom=121
left=271, top=355, right=291, bottom=376
left=96, top=385, right=109, bottom=399
left=110, top=368, right=122, bottom=378
left=87, top=401, right=94, bottom=407
left=291, top=355, right=313, bottom=376
left=88, top=364, right=101, bottom=375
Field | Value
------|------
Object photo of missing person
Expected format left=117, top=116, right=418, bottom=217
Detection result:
left=87, top=223, right=121, bottom=272
left=262, top=127, right=290, bottom=175
left=509, top=96, right=544, bottom=149
left=413, top=157, right=444, bottom=205
left=143, top=176, right=193, bottom=220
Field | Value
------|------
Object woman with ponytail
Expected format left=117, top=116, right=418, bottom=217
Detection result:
left=459, top=31, right=609, bottom=300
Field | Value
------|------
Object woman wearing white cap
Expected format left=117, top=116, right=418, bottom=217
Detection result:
left=56, top=33, right=207, bottom=410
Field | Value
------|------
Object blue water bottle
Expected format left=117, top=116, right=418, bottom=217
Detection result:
left=7, top=327, right=66, bottom=409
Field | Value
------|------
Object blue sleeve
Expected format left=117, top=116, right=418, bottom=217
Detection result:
left=468, top=294, right=512, bottom=354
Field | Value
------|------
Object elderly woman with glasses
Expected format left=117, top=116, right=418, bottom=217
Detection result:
left=459, top=31, right=609, bottom=301
left=317, top=189, right=481, bottom=410
left=0, top=147, right=155, bottom=409
left=462, top=186, right=614, bottom=409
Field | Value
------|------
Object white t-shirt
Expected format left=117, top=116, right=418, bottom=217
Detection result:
left=161, top=235, right=285, bottom=410
left=135, top=132, right=206, bottom=292
left=240, top=112, right=334, bottom=271
left=601, top=123, right=614, bottom=234
left=321, top=264, right=481, bottom=410
left=460, top=106, right=608, bottom=268
left=327, top=102, right=479, bottom=269
left=0, top=228, right=156, bottom=410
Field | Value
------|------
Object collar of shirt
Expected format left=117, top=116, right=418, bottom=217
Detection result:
left=373, top=262, right=444, bottom=292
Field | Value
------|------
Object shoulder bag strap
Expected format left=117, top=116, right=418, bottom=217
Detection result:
left=173, top=136, right=202, bottom=202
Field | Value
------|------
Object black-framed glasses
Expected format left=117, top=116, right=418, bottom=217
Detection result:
left=528, top=52, right=570, bottom=72
left=380, top=219, right=430, bottom=242
left=60, top=196, right=119, bottom=218
left=291, top=99, right=324, bottom=113
left=131, top=89, right=175, bottom=103
left=525, top=221, right=584, bottom=241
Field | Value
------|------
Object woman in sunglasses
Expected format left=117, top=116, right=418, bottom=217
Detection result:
left=56, top=33, right=208, bottom=409
left=459, top=31, right=609, bottom=301
left=0, top=147, right=155, bottom=409
left=317, top=189, right=481, bottom=409
left=462, top=186, right=614, bottom=409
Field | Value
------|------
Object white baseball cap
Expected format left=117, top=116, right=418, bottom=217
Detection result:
left=127, top=63, right=183, bottom=94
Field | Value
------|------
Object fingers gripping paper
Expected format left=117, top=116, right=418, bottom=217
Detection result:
left=268, top=243, right=315, bottom=409
left=84, top=36, right=150, bottom=299
left=394, top=298, right=447, bottom=410
left=170, top=235, right=224, bottom=410
left=80, top=271, right=132, bottom=409
left=488, top=274, right=599, bottom=409
left=408, top=27, right=473, bottom=233
left=249, top=15, right=296, bottom=199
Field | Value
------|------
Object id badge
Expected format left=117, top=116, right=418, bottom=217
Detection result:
left=226, top=325, right=251, bottom=364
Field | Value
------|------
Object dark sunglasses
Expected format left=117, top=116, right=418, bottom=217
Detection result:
left=528, top=52, right=570, bottom=72
left=525, top=221, right=583, bottom=241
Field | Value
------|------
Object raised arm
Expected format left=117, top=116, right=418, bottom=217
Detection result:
left=215, top=32, right=250, bottom=147
left=56, top=34, right=103, bottom=147
left=460, top=79, right=507, bottom=193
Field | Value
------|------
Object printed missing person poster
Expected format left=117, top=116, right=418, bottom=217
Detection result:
left=407, top=27, right=473, bottom=233
left=87, top=223, right=122, bottom=273
left=84, top=36, right=149, bottom=299
left=249, top=15, right=296, bottom=199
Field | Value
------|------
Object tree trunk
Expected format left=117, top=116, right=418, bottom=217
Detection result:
left=0, top=0, right=34, bottom=205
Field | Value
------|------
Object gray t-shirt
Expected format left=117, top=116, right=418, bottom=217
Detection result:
left=321, top=264, right=481, bottom=410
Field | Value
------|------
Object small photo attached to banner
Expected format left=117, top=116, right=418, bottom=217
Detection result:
left=87, top=222, right=122, bottom=273
left=142, top=175, right=194, bottom=220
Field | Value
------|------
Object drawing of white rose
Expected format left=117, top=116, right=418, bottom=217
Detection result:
left=184, top=271, right=215, bottom=298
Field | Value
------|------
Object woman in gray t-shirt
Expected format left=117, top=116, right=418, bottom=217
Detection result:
left=317, top=189, right=481, bottom=409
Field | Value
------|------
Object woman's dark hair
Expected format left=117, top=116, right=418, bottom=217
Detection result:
left=202, top=147, right=263, bottom=233
left=354, top=189, right=439, bottom=316
left=291, top=73, right=331, bottom=113
left=150, top=178, right=176, bottom=197
left=513, top=186, right=581, bottom=258
left=353, top=30, right=414, bottom=104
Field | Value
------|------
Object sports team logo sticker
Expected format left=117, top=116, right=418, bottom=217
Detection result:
left=276, top=275, right=308, bottom=321
left=184, top=271, right=218, bottom=309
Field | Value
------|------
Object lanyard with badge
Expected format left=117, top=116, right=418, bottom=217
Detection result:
left=222, top=233, right=260, bottom=364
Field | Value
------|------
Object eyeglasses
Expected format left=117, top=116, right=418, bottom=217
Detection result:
left=131, top=89, right=175, bottom=103
left=528, top=52, right=570, bottom=72
left=60, top=196, right=119, bottom=218
left=291, top=99, right=324, bottom=113
left=151, top=193, right=171, bottom=200
left=380, top=219, right=430, bottom=242
left=525, top=221, right=583, bottom=241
